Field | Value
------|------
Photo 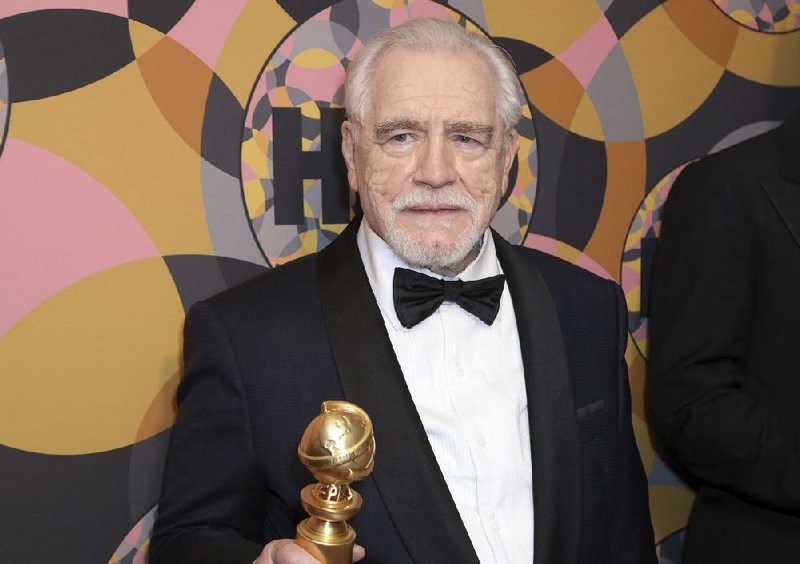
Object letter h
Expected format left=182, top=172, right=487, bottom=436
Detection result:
left=272, top=107, right=349, bottom=225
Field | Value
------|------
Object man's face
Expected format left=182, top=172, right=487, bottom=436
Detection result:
left=342, top=46, right=519, bottom=276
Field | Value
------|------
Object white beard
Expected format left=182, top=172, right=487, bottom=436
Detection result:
left=381, top=187, right=487, bottom=274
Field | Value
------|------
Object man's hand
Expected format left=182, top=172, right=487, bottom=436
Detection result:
left=254, top=540, right=365, bottom=563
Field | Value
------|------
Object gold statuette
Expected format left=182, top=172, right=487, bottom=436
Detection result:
left=296, top=401, right=375, bottom=564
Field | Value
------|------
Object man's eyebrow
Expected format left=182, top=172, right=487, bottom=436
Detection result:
left=447, top=121, right=494, bottom=139
left=374, top=118, right=423, bottom=138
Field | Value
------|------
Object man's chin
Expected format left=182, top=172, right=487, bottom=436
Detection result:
left=399, top=211, right=468, bottom=232
left=399, top=237, right=461, bottom=259
left=394, top=225, right=465, bottom=249
left=389, top=235, right=478, bottom=274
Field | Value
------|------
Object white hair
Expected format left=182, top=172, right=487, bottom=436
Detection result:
left=344, top=18, right=524, bottom=136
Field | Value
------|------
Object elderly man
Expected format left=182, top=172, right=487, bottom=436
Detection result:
left=150, top=18, right=655, bottom=564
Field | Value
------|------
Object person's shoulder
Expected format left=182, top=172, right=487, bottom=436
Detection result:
left=512, top=244, right=617, bottom=298
left=182, top=253, right=328, bottom=348
left=678, top=125, right=782, bottom=191
left=508, top=246, right=622, bottom=339
left=666, top=125, right=785, bottom=220
left=205, top=253, right=319, bottom=312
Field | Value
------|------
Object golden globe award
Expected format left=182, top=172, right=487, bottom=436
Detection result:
left=295, top=401, right=375, bottom=564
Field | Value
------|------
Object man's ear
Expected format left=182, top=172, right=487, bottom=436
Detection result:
left=341, top=120, right=359, bottom=193
left=503, top=129, right=520, bottom=176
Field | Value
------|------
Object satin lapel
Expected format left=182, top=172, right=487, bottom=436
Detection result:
left=763, top=112, right=800, bottom=249
left=316, top=220, right=479, bottom=564
left=493, top=232, right=581, bottom=564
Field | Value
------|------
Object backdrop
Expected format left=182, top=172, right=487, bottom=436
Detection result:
left=0, top=1, right=798, bottom=563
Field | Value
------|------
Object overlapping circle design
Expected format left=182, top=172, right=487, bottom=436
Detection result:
left=0, top=5, right=265, bottom=563
left=240, top=0, right=538, bottom=267
left=713, top=0, right=800, bottom=32
left=1, top=1, right=799, bottom=562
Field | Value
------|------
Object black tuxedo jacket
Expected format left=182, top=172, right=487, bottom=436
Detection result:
left=150, top=221, right=655, bottom=564
left=649, top=110, right=800, bottom=563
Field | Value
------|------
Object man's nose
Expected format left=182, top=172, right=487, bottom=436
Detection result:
left=414, top=135, right=456, bottom=188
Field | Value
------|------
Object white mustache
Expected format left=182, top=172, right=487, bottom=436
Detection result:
left=390, top=188, right=477, bottom=214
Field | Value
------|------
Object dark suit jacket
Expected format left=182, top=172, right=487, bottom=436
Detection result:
left=649, top=110, right=800, bottom=564
left=149, top=220, right=655, bottom=564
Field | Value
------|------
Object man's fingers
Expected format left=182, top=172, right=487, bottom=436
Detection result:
left=255, top=540, right=366, bottom=563
left=254, top=539, right=317, bottom=564
left=353, top=543, right=366, bottom=561
left=272, top=541, right=319, bottom=563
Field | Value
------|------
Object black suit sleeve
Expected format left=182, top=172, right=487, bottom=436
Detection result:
left=149, top=301, right=269, bottom=563
left=610, top=284, right=658, bottom=564
left=648, top=160, right=800, bottom=515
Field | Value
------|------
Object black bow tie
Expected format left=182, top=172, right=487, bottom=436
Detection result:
left=392, top=267, right=506, bottom=329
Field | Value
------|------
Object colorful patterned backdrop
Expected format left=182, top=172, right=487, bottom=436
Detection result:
left=0, top=1, right=798, bottom=562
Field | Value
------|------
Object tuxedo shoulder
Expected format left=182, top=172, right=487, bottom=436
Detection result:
left=203, top=253, right=319, bottom=313
left=664, top=127, right=784, bottom=227
left=515, top=244, right=618, bottom=297
left=676, top=126, right=781, bottom=192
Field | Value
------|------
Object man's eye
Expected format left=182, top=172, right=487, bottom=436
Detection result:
left=391, top=133, right=411, bottom=143
left=455, top=135, right=477, bottom=144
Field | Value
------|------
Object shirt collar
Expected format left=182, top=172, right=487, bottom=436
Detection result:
left=356, top=218, right=503, bottom=331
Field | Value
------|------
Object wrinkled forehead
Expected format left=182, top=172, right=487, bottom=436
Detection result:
left=366, top=46, right=500, bottom=126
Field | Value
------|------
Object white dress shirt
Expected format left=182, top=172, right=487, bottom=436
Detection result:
left=357, top=220, right=534, bottom=564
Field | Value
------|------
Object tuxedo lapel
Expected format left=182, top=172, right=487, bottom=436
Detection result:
left=493, top=232, right=582, bottom=564
left=316, top=220, right=479, bottom=564
left=761, top=111, right=800, bottom=250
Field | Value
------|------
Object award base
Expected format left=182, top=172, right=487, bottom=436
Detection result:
left=296, top=519, right=355, bottom=564
left=295, top=483, right=362, bottom=564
